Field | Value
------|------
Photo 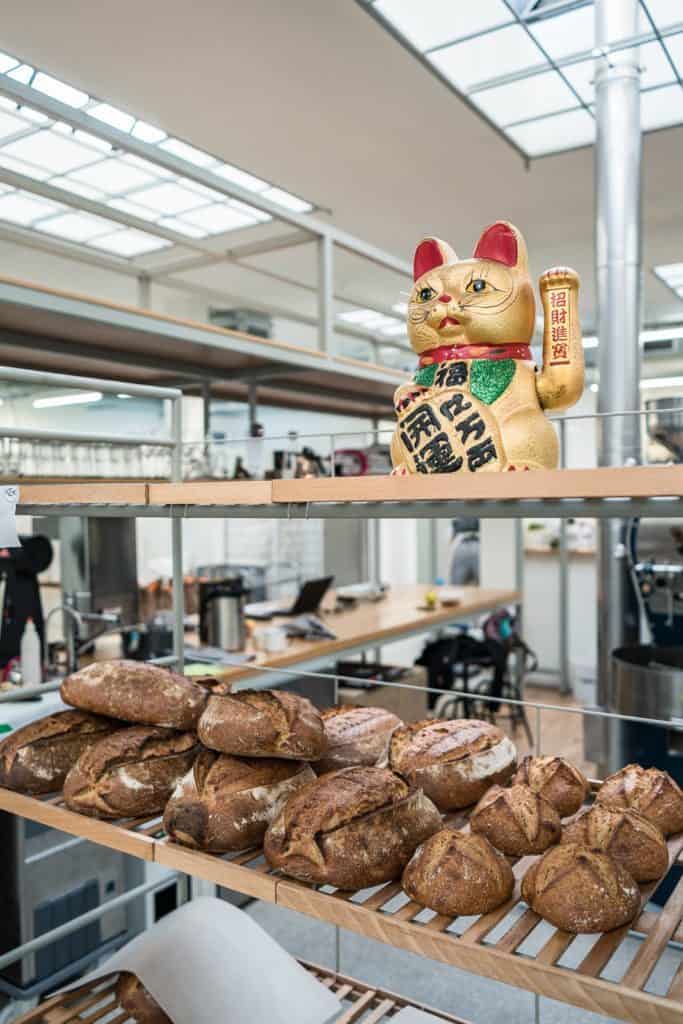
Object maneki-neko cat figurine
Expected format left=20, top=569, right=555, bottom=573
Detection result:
left=391, top=221, right=584, bottom=475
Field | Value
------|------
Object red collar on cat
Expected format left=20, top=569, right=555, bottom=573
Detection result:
left=418, top=343, right=532, bottom=367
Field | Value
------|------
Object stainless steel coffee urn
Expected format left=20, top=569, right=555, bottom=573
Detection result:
left=199, top=576, right=248, bottom=651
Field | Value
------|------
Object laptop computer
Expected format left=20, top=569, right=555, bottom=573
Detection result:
left=244, top=576, right=334, bottom=620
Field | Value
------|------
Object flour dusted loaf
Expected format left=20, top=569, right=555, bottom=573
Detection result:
left=317, top=705, right=402, bottom=773
left=0, top=710, right=118, bottom=795
left=60, top=660, right=209, bottom=730
left=264, top=765, right=442, bottom=889
left=562, top=804, right=669, bottom=882
left=470, top=783, right=561, bottom=856
left=63, top=725, right=198, bottom=819
left=389, top=719, right=517, bottom=811
left=198, top=688, right=326, bottom=761
left=512, top=754, right=589, bottom=817
left=521, top=842, right=640, bottom=933
left=403, top=829, right=514, bottom=917
left=163, top=750, right=315, bottom=852
left=116, top=973, right=172, bottom=1024
left=596, top=763, right=683, bottom=836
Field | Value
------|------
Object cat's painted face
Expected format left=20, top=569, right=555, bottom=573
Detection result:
left=407, top=221, right=536, bottom=356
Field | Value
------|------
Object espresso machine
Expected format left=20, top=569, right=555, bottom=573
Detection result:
left=199, top=575, right=249, bottom=652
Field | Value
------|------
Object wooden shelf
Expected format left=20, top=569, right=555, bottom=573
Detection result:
left=2, top=787, right=681, bottom=1024
left=12, top=959, right=470, bottom=1023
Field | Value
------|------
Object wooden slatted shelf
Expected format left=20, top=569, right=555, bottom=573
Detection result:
left=1, top=786, right=681, bottom=1024
left=11, top=961, right=470, bottom=1023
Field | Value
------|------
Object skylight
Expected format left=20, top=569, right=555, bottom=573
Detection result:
left=337, top=306, right=408, bottom=340
left=0, top=49, right=317, bottom=260
left=364, top=0, right=683, bottom=159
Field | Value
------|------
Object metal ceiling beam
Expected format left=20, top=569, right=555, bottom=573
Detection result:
left=0, top=78, right=412, bottom=279
left=144, top=229, right=313, bottom=277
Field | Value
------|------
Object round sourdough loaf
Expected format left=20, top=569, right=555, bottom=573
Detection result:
left=60, top=660, right=209, bottom=730
left=317, top=705, right=402, bottom=773
left=512, top=754, right=589, bottom=817
left=470, top=783, right=561, bottom=856
left=197, top=689, right=326, bottom=761
left=0, top=709, right=118, bottom=794
left=163, top=750, right=315, bottom=852
left=389, top=719, right=517, bottom=811
left=402, top=829, right=514, bottom=917
left=521, top=843, right=640, bottom=933
left=63, top=725, right=198, bottom=819
left=116, top=974, right=171, bottom=1024
left=596, top=764, right=683, bottom=836
left=264, top=765, right=442, bottom=889
left=562, top=804, right=668, bottom=882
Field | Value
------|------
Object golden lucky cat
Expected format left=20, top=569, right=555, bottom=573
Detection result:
left=391, top=221, right=584, bottom=475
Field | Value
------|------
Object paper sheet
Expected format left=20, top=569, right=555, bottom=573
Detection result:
left=62, top=898, right=341, bottom=1024
left=393, top=1009, right=450, bottom=1023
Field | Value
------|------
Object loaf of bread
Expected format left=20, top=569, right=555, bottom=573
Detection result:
left=163, top=750, right=315, bottom=852
left=596, top=764, right=683, bottom=836
left=264, top=765, right=442, bottom=889
left=521, top=842, right=640, bottom=933
left=116, top=973, right=172, bottom=1024
left=60, top=660, right=209, bottom=730
left=0, top=710, right=118, bottom=794
left=403, top=829, right=514, bottom=917
left=317, top=705, right=402, bottom=773
left=389, top=719, right=517, bottom=811
left=562, top=804, right=669, bottom=882
left=198, top=689, right=326, bottom=761
left=63, top=725, right=198, bottom=819
left=470, top=783, right=561, bottom=856
left=512, top=754, right=589, bottom=817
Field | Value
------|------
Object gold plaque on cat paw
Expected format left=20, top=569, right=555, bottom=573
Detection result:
left=390, top=221, right=584, bottom=476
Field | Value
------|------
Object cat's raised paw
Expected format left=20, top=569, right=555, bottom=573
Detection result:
left=539, top=266, right=579, bottom=294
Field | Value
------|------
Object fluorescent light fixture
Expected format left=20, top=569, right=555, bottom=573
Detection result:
left=132, top=181, right=206, bottom=215
left=51, top=177, right=105, bottom=201
left=89, top=228, right=170, bottom=257
left=2, top=131, right=95, bottom=174
left=159, top=137, right=216, bottom=167
left=507, top=107, right=594, bottom=157
left=640, top=376, right=683, bottom=389
left=0, top=108, right=30, bottom=140
left=32, top=72, right=88, bottom=108
left=131, top=121, right=166, bottom=144
left=33, top=391, right=102, bottom=408
left=88, top=103, right=135, bottom=132
left=39, top=210, right=117, bottom=242
left=107, top=197, right=159, bottom=221
left=641, top=83, right=683, bottom=131
left=7, top=65, right=34, bottom=84
left=157, top=215, right=207, bottom=238
left=70, top=156, right=156, bottom=193
left=0, top=191, right=61, bottom=225
left=181, top=203, right=256, bottom=233
left=0, top=54, right=18, bottom=74
left=431, top=24, right=543, bottom=91
left=374, top=0, right=510, bottom=52
left=116, top=393, right=132, bottom=399
left=583, top=335, right=598, bottom=349
left=214, top=163, right=269, bottom=192
left=476, top=71, right=577, bottom=125
left=0, top=153, right=52, bottom=180
left=261, top=187, right=313, bottom=213
left=528, top=5, right=594, bottom=62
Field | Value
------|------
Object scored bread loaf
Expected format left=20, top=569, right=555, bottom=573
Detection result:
left=470, top=783, right=561, bottom=856
left=389, top=719, right=517, bottom=811
left=403, top=829, right=514, bottom=917
left=521, top=842, right=640, bottom=933
left=163, top=750, right=315, bottom=852
left=596, top=764, right=683, bottom=836
left=197, top=689, right=326, bottom=761
left=116, top=973, right=172, bottom=1024
left=264, top=765, right=442, bottom=889
left=0, top=710, right=118, bottom=794
left=60, top=660, right=209, bottom=730
left=512, top=754, right=589, bottom=817
left=63, top=725, right=198, bottom=819
left=562, top=804, right=669, bottom=882
left=317, top=705, right=402, bottom=773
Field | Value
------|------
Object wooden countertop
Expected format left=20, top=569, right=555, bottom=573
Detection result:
left=216, top=584, right=520, bottom=685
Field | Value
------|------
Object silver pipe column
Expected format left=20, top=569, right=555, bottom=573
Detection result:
left=595, top=0, right=642, bottom=769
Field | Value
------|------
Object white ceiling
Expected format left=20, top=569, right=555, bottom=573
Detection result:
left=1, top=0, right=683, bottom=333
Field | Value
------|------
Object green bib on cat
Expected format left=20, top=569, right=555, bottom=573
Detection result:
left=471, top=358, right=516, bottom=405
left=413, top=364, right=438, bottom=388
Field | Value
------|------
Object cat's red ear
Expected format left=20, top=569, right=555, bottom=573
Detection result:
left=473, top=221, right=527, bottom=269
left=413, top=237, right=458, bottom=281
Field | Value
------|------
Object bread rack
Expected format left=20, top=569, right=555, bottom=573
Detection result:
left=1, top=785, right=681, bottom=1024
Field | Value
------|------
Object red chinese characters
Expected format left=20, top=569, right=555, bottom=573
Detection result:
left=549, top=290, right=570, bottom=365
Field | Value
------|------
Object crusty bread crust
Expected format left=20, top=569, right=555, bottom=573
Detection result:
left=163, top=750, right=315, bottom=852
left=317, top=705, right=402, bottom=773
left=562, top=804, right=669, bottom=882
left=389, top=719, right=517, bottom=810
left=264, top=765, right=442, bottom=889
left=63, top=725, right=198, bottom=819
left=470, top=783, right=561, bottom=856
left=521, top=842, right=640, bottom=933
left=197, top=689, right=326, bottom=761
left=513, top=754, right=589, bottom=817
left=60, top=660, right=208, bottom=730
left=0, top=710, right=117, bottom=794
left=116, top=973, right=171, bottom=1024
left=596, top=764, right=683, bottom=836
left=403, top=829, right=514, bottom=917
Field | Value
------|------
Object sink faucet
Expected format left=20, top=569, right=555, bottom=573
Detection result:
left=45, top=604, right=83, bottom=675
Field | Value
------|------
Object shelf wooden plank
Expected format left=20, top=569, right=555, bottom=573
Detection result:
left=16, top=482, right=148, bottom=505
left=154, top=837, right=278, bottom=901
left=272, top=466, right=683, bottom=505
left=148, top=480, right=273, bottom=506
